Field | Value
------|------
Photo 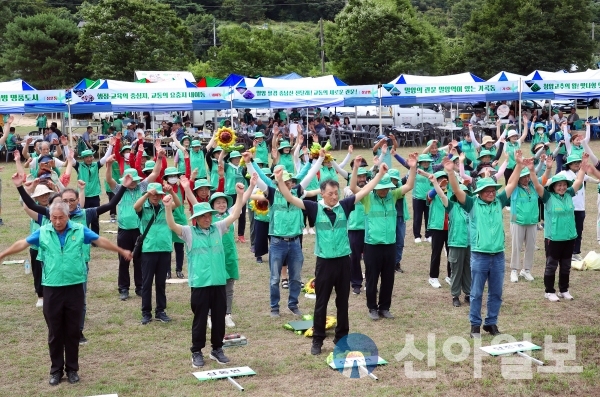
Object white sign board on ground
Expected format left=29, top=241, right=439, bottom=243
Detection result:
left=84, top=394, right=118, bottom=397
left=192, top=366, right=255, bottom=381
left=329, top=355, right=387, bottom=370
left=480, top=341, right=541, bottom=356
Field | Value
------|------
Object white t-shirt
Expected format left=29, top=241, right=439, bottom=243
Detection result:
left=557, top=169, right=588, bottom=211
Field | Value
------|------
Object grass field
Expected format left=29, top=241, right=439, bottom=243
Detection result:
left=1, top=135, right=600, bottom=397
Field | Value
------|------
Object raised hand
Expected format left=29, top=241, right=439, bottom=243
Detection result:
left=459, top=152, right=466, bottom=162
left=109, top=137, right=116, bottom=146
left=26, top=137, right=33, bottom=146
left=190, top=168, right=198, bottom=181
left=319, top=148, right=326, bottom=158
left=51, top=138, right=59, bottom=145
left=162, top=194, right=173, bottom=207
left=373, top=156, right=380, bottom=166
left=545, top=155, right=554, bottom=167
left=77, top=180, right=86, bottom=190
left=249, top=172, right=258, bottom=187
left=381, top=143, right=388, bottom=154
left=378, top=163, right=389, bottom=174
left=523, top=158, right=535, bottom=170
left=163, top=183, right=174, bottom=194
left=298, top=133, right=304, bottom=145
left=586, top=120, right=590, bottom=127
left=496, top=119, right=501, bottom=127
left=353, top=155, right=363, bottom=169
left=235, top=182, right=245, bottom=194
left=7, top=115, right=14, bottom=124
left=122, top=173, right=134, bottom=188
left=13, top=150, right=20, bottom=162
left=428, top=173, right=436, bottom=183
left=515, top=149, right=523, bottom=165
left=106, top=154, right=115, bottom=165
left=157, top=149, right=165, bottom=159
left=11, top=172, right=25, bottom=187
left=274, top=166, right=284, bottom=181
left=179, top=175, right=190, bottom=190
left=241, top=151, right=252, bottom=163
left=442, top=157, right=454, bottom=172
left=60, top=135, right=68, bottom=146
left=147, top=188, right=157, bottom=196
left=348, top=144, right=353, bottom=154
left=407, top=152, right=418, bottom=168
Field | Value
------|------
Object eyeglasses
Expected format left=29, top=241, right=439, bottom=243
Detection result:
left=62, top=198, right=77, bottom=203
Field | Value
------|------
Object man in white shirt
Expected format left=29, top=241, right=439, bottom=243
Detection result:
left=470, top=111, right=481, bottom=125
left=553, top=110, right=567, bottom=126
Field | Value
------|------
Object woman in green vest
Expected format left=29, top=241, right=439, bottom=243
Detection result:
left=500, top=117, right=528, bottom=183
left=174, top=136, right=192, bottom=175
left=540, top=157, right=588, bottom=302
left=346, top=166, right=370, bottom=293
left=426, top=171, right=451, bottom=289
left=163, top=166, right=188, bottom=279
left=163, top=178, right=253, bottom=367
left=28, top=184, right=53, bottom=308
left=219, top=150, right=248, bottom=243
left=412, top=154, right=434, bottom=243
left=253, top=132, right=269, bottom=165
left=272, top=140, right=295, bottom=174
left=388, top=168, right=410, bottom=273
left=189, top=140, right=207, bottom=179
left=530, top=121, right=554, bottom=150
left=564, top=123, right=586, bottom=158
left=430, top=174, right=472, bottom=307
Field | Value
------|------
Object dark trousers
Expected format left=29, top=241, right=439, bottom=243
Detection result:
left=117, top=228, right=142, bottom=293
left=141, top=252, right=171, bottom=315
left=173, top=242, right=184, bottom=273
left=229, top=194, right=246, bottom=236
left=348, top=230, right=365, bottom=289
left=190, top=286, right=226, bottom=352
left=555, top=153, right=565, bottom=174
left=313, top=256, right=350, bottom=344
left=363, top=243, right=396, bottom=311
left=106, top=191, right=116, bottom=216
left=43, top=284, right=85, bottom=374
left=504, top=168, right=514, bottom=185
left=303, top=196, right=317, bottom=228
left=573, top=211, right=585, bottom=254
left=544, top=239, right=574, bottom=293
left=429, top=229, right=450, bottom=278
left=30, top=248, right=43, bottom=298
left=412, top=198, right=430, bottom=239
left=84, top=195, right=100, bottom=234
left=538, top=197, right=544, bottom=222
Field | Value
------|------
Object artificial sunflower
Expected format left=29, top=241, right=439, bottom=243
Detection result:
left=249, top=190, right=269, bottom=216
left=215, top=126, right=238, bottom=151
left=309, top=140, right=333, bottom=160
left=239, top=147, right=256, bottom=167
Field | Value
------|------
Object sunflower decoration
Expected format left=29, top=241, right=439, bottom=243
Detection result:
left=239, top=147, right=256, bottom=168
left=215, top=126, right=239, bottom=152
left=302, top=277, right=316, bottom=299
left=309, top=140, right=333, bottom=162
left=249, top=189, right=269, bottom=216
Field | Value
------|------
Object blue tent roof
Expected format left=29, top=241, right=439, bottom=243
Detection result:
left=218, top=74, right=245, bottom=87
left=272, top=72, right=303, bottom=80
left=530, top=71, right=543, bottom=81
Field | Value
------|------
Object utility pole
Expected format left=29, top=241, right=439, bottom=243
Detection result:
left=213, top=17, right=216, bottom=47
left=593, top=22, right=595, bottom=41
left=320, top=18, right=325, bottom=74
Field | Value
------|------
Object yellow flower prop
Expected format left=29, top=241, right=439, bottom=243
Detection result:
left=249, top=190, right=269, bottom=216
left=302, top=277, right=316, bottom=294
left=303, top=317, right=336, bottom=337
left=239, top=147, right=256, bottom=167
left=215, top=127, right=238, bottom=151
left=309, top=140, right=333, bottom=160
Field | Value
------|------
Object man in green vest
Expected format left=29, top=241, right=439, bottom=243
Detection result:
left=275, top=158, right=389, bottom=355
left=444, top=154, right=521, bottom=339
left=36, top=114, right=48, bottom=134
left=345, top=167, right=369, bottom=295
left=163, top=180, right=253, bottom=367
left=388, top=168, right=410, bottom=273
left=0, top=201, right=131, bottom=386
left=133, top=182, right=181, bottom=325
left=218, top=150, right=248, bottom=242
left=106, top=153, right=163, bottom=301
left=356, top=154, right=418, bottom=321
left=73, top=138, right=116, bottom=234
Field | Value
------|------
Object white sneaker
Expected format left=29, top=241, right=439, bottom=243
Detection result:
left=36, top=298, right=43, bottom=308
left=444, top=276, right=451, bottom=285
left=545, top=293, right=560, bottom=302
left=207, top=315, right=212, bottom=329
left=308, top=227, right=315, bottom=235
left=520, top=269, right=534, bottom=281
left=426, top=237, right=432, bottom=243
left=572, top=254, right=583, bottom=262
left=428, top=278, right=441, bottom=288
left=510, top=270, right=518, bottom=283
left=414, top=238, right=422, bottom=243
left=302, top=228, right=308, bottom=235
left=557, top=291, right=574, bottom=300
left=225, top=314, right=235, bottom=327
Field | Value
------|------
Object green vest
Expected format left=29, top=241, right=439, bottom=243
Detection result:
left=544, top=189, right=577, bottom=241
left=414, top=167, right=432, bottom=200
left=140, top=202, right=172, bottom=252
left=70, top=210, right=90, bottom=263
left=210, top=158, right=219, bottom=190
left=347, top=200, right=365, bottom=231
left=375, top=148, right=392, bottom=168
left=320, top=166, right=337, bottom=183
left=570, top=144, right=584, bottom=158
left=29, top=216, right=50, bottom=251
left=190, top=149, right=206, bottom=179
left=510, top=183, right=539, bottom=225
left=461, top=141, right=477, bottom=163
left=314, top=204, right=351, bottom=258
left=36, top=115, right=47, bottom=128
left=176, top=149, right=187, bottom=175
left=172, top=187, right=186, bottom=243
left=78, top=161, right=101, bottom=197
left=364, top=192, right=397, bottom=245
left=268, top=189, right=303, bottom=237
left=531, top=134, right=550, bottom=152
left=118, top=186, right=144, bottom=230
left=506, top=141, right=520, bottom=169
left=37, top=223, right=88, bottom=287
left=224, top=164, right=247, bottom=195
left=427, top=193, right=447, bottom=230
left=465, top=194, right=507, bottom=253
left=105, top=161, right=121, bottom=192
left=255, top=141, right=269, bottom=165
left=186, top=225, right=227, bottom=288
left=447, top=201, right=469, bottom=248
left=279, top=153, right=295, bottom=174
left=6, top=133, right=16, bottom=150
left=213, top=212, right=239, bottom=279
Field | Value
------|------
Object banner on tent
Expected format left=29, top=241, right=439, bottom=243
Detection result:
left=69, top=88, right=232, bottom=104
left=233, top=85, right=380, bottom=100
left=392, top=82, right=521, bottom=97
left=0, top=90, right=64, bottom=104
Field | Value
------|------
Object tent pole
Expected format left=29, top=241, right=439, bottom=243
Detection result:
left=518, top=78, right=522, bottom=134
left=378, top=85, right=382, bottom=133
left=354, top=106, right=358, bottom=130
left=230, top=87, right=234, bottom=127
left=421, top=103, right=423, bottom=129
left=68, top=102, right=73, bottom=148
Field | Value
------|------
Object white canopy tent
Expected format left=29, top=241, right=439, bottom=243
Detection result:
left=389, top=72, right=485, bottom=85
left=134, top=71, right=196, bottom=82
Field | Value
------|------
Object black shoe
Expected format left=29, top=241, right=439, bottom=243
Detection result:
left=135, top=289, right=142, bottom=297
left=452, top=296, right=461, bottom=307
left=464, top=295, right=470, bottom=305
left=352, top=286, right=361, bottom=295
left=176, top=271, right=184, bottom=279
left=66, top=371, right=79, bottom=384
left=470, top=325, right=481, bottom=339
left=378, top=310, right=394, bottom=319
left=395, top=263, right=404, bottom=273
left=210, top=348, right=230, bottom=364
left=49, top=372, right=62, bottom=386
left=368, top=309, right=380, bottom=321
left=289, top=306, right=302, bottom=316
left=166, top=272, right=171, bottom=280
left=0, top=219, right=4, bottom=226
left=141, top=313, right=152, bottom=325
left=155, top=312, right=172, bottom=323
left=119, top=290, right=129, bottom=301
left=281, top=279, right=289, bottom=289
left=79, top=332, right=88, bottom=345
left=483, top=324, right=501, bottom=336
left=311, top=342, right=322, bottom=355
left=256, top=257, right=263, bottom=263
left=192, top=352, right=205, bottom=368
left=270, top=308, right=280, bottom=318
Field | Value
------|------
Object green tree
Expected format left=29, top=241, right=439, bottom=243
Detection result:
left=463, top=0, right=595, bottom=77
left=187, top=60, right=215, bottom=79
left=0, top=13, right=84, bottom=88
left=186, top=13, right=217, bottom=60
left=208, top=25, right=320, bottom=77
left=325, top=0, right=443, bottom=84
left=76, top=0, right=193, bottom=81
left=220, top=0, right=267, bottom=23
left=157, top=0, right=204, bottom=19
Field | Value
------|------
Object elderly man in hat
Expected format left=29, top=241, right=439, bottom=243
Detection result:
left=0, top=199, right=132, bottom=386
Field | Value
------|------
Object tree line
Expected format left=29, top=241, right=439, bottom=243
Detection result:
left=0, top=0, right=598, bottom=89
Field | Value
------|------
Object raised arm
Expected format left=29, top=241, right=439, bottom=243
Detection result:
left=519, top=115, right=529, bottom=144
left=399, top=153, right=418, bottom=195
left=458, top=153, right=473, bottom=183
left=243, top=152, right=272, bottom=190
left=299, top=152, right=324, bottom=189
left=469, top=126, right=481, bottom=148
left=163, top=195, right=183, bottom=236
left=338, top=146, right=352, bottom=168
left=354, top=163, right=387, bottom=203
left=331, top=160, right=349, bottom=179
left=105, top=155, right=118, bottom=192
left=134, top=191, right=150, bottom=213
left=573, top=153, right=589, bottom=192
left=429, top=173, right=449, bottom=207
left=145, top=148, right=164, bottom=184
left=179, top=175, right=198, bottom=206
left=0, top=239, right=32, bottom=263
left=273, top=167, right=306, bottom=210
left=0, top=115, right=13, bottom=148
left=525, top=158, right=544, bottom=197
left=562, top=122, right=572, bottom=155
left=99, top=137, right=115, bottom=166
left=95, top=175, right=132, bottom=215
left=505, top=150, right=524, bottom=196
left=444, top=158, right=465, bottom=204
left=223, top=178, right=256, bottom=228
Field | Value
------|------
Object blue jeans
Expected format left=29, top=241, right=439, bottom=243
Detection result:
left=469, top=252, right=505, bottom=327
left=269, top=236, right=304, bottom=309
left=395, top=218, right=406, bottom=264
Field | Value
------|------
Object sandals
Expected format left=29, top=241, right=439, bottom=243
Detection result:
left=281, top=279, right=289, bottom=289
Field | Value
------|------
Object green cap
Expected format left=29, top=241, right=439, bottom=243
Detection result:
left=278, top=141, right=292, bottom=151
left=193, top=179, right=211, bottom=190
left=450, top=155, right=459, bottom=162
left=427, top=139, right=437, bottom=147
left=209, top=192, right=232, bottom=208
left=261, top=167, right=273, bottom=177
left=191, top=140, right=201, bottom=148
left=254, top=132, right=265, bottom=138
left=180, top=135, right=191, bottom=143
left=387, top=168, right=400, bottom=180
left=564, top=154, right=582, bottom=166
left=477, top=150, right=493, bottom=160
left=119, top=168, right=142, bottom=183
left=255, top=158, right=265, bottom=166
left=546, top=174, right=573, bottom=190
left=519, top=168, right=531, bottom=178
left=473, top=177, right=501, bottom=194
left=189, top=202, right=217, bottom=220
left=79, top=149, right=95, bottom=158
left=434, top=171, right=448, bottom=180
left=417, top=154, right=433, bottom=163
left=146, top=182, right=164, bottom=195
left=374, top=175, right=396, bottom=190
left=281, top=171, right=295, bottom=182
left=229, top=151, right=241, bottom=159
left=534, top=122, right=546, bottom=131
left=142, top=160, right=155, bottom=172
left=119, top=145, right=132, bottom=153
left=450, top=184, right=471, bottom=201
left=213, top=146, right=223, bottom=153
left=163, top=167, right=181, bottom=178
